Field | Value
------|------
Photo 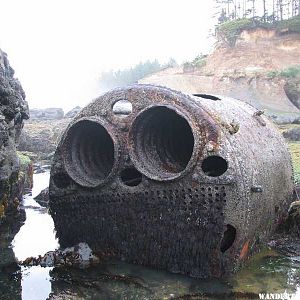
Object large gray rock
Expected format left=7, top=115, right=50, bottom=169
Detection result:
left=29, top=108, right=64, bottom=120
left=18, top=119, right=71, bottom=159
left=0, top=49, right=29, bottom=223
left=280, top=201, right=300, bottom=237
left=282, top=126, right=300, bottom=141
left=284, top=78, right=300, bottom=110
left=34, top=187, right=49, bottom=207
left=65, top=106, right=81, bottom=118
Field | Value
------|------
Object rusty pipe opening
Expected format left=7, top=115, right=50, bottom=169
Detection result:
left=129, top=105, right=195, bottom=181
left=62, top=119, right=115, bottom=187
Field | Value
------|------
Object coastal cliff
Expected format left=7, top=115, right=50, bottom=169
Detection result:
left=140, top=27, right=300, bottom=123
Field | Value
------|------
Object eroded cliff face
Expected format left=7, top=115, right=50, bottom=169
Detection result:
left=140, top=28, right=300, bottom=123
left=205, top=28, right=300, bottom=74
left=0, top=49, right=30, bottom=222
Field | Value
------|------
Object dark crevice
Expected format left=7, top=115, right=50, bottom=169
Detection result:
left=220, top=224, right=236, bottom=253
left=193, top=94, right=221, bottom=101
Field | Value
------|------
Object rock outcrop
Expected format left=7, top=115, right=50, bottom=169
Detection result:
left=18, top=107, right=82, bottom=161
left=34, top=187, right=49, bottom=207
left=21, top=242, right=100, bottom=268
left=65, top=106, right=81, bottom=118
left=0, top=49, right=30, bottom=223
left=281, top=125, right=300, bottom=141
left=284, top=78, right=300, bottom=109
left=18, top=118, right=70, bottom=160
left=277, top=200, right=300, bottom=237
left=29, top=108, right=64, bottom=120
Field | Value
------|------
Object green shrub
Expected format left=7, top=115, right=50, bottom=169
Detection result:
left=17, top=152, right=31, bottom=168
left=267, top=70, right=279, bottom=78
left=217, top=18, right=253, bottom=46
left=276, top=15, right=300, bottom=33
left=279, top=66, right=300, bottom=78
left=267, top=66, right=300, bottom=79
left=192, top=55, right=207, bottom=68
left=183, top=54, right=207, bottom=72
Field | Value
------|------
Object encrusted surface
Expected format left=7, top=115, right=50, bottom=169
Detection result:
left=51, top=185, right=227, bottom=277
left=0, top=49, right=29, bottom=223
left=49, top=84, right=294, bottom=278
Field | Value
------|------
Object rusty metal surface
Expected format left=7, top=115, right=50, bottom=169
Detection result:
left=49, top=84, right=294, bottom=278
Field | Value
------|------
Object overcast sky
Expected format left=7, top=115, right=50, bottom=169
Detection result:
left=0, top=0, right=216, bottom=112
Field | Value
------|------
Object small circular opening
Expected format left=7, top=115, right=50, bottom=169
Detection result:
left=129, top=106, right=195, bottom=181
left=201, top=156, right=228, bottom=177
left=63, top=119, right=115, bottom=187
left=112, top=100, right=132, bottom=116
left=120, top=167, right=142, bottom=186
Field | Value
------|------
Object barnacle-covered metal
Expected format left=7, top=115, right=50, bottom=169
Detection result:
left=49, top=85, right=294, bottom=278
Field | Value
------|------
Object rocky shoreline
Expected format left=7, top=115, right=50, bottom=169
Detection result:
left=18, top=107, right=81, bottom=162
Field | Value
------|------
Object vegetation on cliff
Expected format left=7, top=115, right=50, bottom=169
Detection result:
left=216, top=0, right=300, bottom=26
left=215, top=0, right=300, bottom=46
left=183, top=54, right=207, bottom=73
left=217, top=15, right=300, bottom=46
left=268, top=66, right=300, bottom=78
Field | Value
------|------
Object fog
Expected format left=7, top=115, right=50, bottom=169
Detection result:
left=0, top=0, right=216, bottom=112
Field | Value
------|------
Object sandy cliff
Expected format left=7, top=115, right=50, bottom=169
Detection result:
left=140, top=28, right=300, bottom=123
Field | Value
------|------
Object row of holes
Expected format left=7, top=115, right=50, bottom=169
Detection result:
left=53, top=184, right=235, bottom=255
left=120, top=157, right=228, bottom=187
left=54, top=164, right=228, bottom=188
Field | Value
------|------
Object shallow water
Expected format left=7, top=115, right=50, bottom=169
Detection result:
left=0, top=171, right=300, bottom=299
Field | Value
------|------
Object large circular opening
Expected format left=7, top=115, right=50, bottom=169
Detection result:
left=63, top=119, right=115, bottom=187
left=129, top=106, right=195, bottom=181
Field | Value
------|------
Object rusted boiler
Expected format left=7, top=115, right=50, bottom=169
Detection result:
left=49, top=85, right=294, bottom=278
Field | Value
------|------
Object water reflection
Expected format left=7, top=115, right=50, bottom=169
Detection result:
left=21, top=266, right=52, bottom=300
left=1, top=171, right=299, bottom=299
left=12, top=195, right=58, bottom=260
left=12, top=172, right=58, bottom=300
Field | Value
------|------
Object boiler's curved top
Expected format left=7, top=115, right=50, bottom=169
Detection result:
left=57, top=84, right=292, bottom=184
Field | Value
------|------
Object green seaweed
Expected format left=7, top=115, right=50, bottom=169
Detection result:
left=17, top=151, right=31, bottom=168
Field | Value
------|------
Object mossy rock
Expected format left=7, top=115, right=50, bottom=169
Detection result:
left=287, top=141, right=300, bottom=184
left=280, top=201, right=300, bottom=236
left=279, top=124, right=300, bottom=141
